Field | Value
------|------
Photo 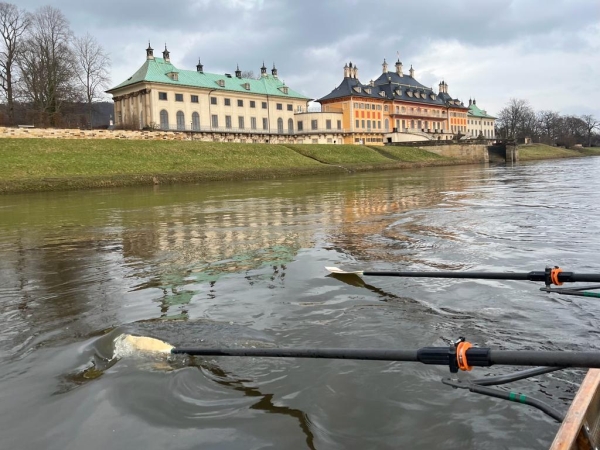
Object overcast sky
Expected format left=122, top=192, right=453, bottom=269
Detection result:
left=17, top=0, right=600, bottom=117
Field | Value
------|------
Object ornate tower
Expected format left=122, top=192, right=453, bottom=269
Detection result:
left=382, top=58, right=388, bottom=74
left=395, top=58, right=403, bottom=76
left=196, top=59, right=203, bottom=73
left=260, top=61, right=267, bottom=77
left=271, top=63, right=278, bottom=78
left=146, top=42, right=154, bottom=60
left=235, top=64, right=242, bottom=78
left=409, top=65, right=414, bottom=78
left=162, top=44, right=170, bottom=63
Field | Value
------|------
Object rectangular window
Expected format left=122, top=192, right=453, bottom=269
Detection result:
left=175, top=93, right=183, bottom=102
left=311, top=119, right=318, bottom=130
left=225, top=115, right=232, bottom=128
left=262, top=118, right=268, bottom=130
left=251, top=117, right=257, bottom=129
left=312, top=139, right=318, bottom=144
left=158, top=92, right=167, bottom=100
left=367, top=120, right=371, bottom=129
left=237, top=99, right=243, bottom=107
left=225, top=98, right=231, bottom=106
left=210, top=97, right=217, bottom=105
left=326, top=119, right=331, bottom=130
left=211, top=115, right=218, bottom=128
left=287, top=104, right=293, bottom=111
left=191, top=95, right=199, bottom=103
left=262, top=102, right=267, bottom=109
left=238, top=116, right=245, bottom=129
left=250, top=100, right=256, bottom=108
left=354, top=103, right=358, bottom=108
left=362, top=120, right=365, bottom=128
left=297, top=121, right=303, bottom=131
left=355, top=119, right=359, bottom=128
left=378, top=121, right=381, bottom=129
left=276, top=103, right=283, bottom=110
left=327, top=138, right=332, bottom=143
left=337, top=120, right=342, bottom=130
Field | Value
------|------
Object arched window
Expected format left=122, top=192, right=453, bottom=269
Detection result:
left=384, top=119, right=389, bottom=131
left=192, top=112, right=200, bottom=131
left=277, top=118, right=284, bottom=134
left=288, top=118, right=293, bottom=134
left=176, top=111, right=185, bottom=130
left=160, top=110, right=169, bottom=129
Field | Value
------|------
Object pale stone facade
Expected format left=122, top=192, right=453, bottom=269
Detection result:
left=106, top=45, right=345, bottom=144
left=467, top=99, right=496, bottom=139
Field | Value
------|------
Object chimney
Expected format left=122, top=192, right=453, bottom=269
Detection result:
left=162, top=44, right=170, bottom=63
left=370, top=79, right=374, bottom=87
left=260, top=61, right=267, bottom=77
left=146, top=41, right=154, bottom=60
left=235, top=64, right=242, bottom=78
left=343, top=63, right=350, bottom=78
left=271, top=63, right=278, bottom=78
left=409, top=64, right=414, bottom=78
left=196, top=58, right=203, bottom=73
left=382, top=58, right=388, bottom=74
left=395, top=59, right=403, bottom=76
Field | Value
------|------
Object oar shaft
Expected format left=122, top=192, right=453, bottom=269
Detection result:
left=172, top=347, right=419, bottom=361
left=489, top=351, right=600, bottom=368
left=171, top=346, right=600, bottom=369
left=361, top=271, right=600, bottom=283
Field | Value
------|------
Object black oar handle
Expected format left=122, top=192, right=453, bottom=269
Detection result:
left=171, top=346, right=600, bottom=370
left=361, top=270, right=600, bottom=284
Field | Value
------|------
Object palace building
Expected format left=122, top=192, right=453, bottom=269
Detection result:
left=107, top=45, right=495, bottom=145
left=106, top=44, right=345, bottom=144
left=467, top=99, right=496, bottom=139
left=317, top=59, right=472, bottom=145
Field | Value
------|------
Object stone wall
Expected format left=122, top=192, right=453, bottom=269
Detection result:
left=0, top=127, right=345, bottom=144
left=416, top=143, right=489, bottom=162
left=1, top=127, right=190, bottom=140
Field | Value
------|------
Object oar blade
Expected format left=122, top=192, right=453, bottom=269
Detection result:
left=325, top=266, right=364, bottom=275
left=116, top=334, right=174, bottom=355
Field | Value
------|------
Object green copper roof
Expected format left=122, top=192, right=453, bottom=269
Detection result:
left=107, top=57, right=310, bottom=100
left=468, top=102, right=496, bottom=119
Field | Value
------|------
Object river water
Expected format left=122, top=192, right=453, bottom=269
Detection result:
left=1, top=157, right=600, bottom=449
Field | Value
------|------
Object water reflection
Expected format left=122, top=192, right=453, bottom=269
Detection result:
left=1, top=160, right=600, bottom=449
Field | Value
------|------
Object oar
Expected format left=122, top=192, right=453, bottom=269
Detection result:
left=120, top=335, right=600, bottom=371
left=325, top=266, right=600, bottom=285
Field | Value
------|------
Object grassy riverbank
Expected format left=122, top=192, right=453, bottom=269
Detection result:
left=0, top=139, right=452, bottom=193
left=2, top=139, right=598, bottom=194
left=518, top=143, right=600, bottom=160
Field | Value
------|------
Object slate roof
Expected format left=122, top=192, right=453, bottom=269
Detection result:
left=317, top=70, right=467, bottom=109
left=107, top=57, right=310, bottom=100
left=468, top=102, right=496, bottom=119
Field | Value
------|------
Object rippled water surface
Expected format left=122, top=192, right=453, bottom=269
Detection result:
left=2, top=158, right=600, bottom=449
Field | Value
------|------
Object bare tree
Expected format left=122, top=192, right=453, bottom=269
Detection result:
left=581, top=115, right=599, bottom=148
left=0, top=2, right=30, bottom=125
left=240, top=70, right=255, bottom=79
left=537, top=110, right=561, bottom=144
left=16, top=5, right=78, bottom=126
left=73, top=33, right=110, bottom=128
left=497, top=98, right=535, bottom=140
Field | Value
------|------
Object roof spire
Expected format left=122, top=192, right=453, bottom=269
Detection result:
left=146, top=41, right=154, bottom=60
